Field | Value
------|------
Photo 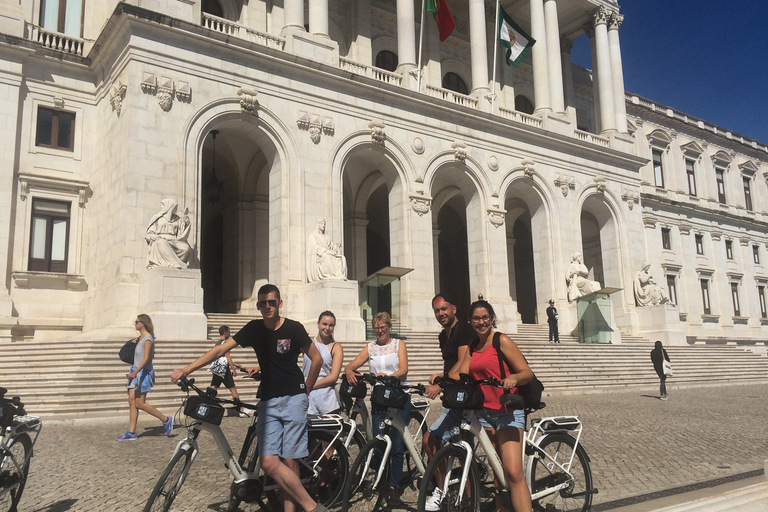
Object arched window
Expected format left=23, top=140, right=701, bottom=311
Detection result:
left=375, top=51, right=398, bottom=72
left=442, top=72, right=469, bottom=95
left=515, top=95, right=535, bottom=115
left=202, top=0, right=224, bottom=18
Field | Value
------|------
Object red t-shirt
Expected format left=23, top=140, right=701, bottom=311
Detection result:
left=468, top=339, right=518, bottom=411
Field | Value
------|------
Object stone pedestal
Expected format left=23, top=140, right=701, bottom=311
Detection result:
left=0, top=290, right=14, bottom=341
left=140, top=267, right=207, bottom=340
left=301, top=280, right=365, bottom=342
left=636, top=304, right=686, bottom=346
left=284, top=30, right=339, bottom=66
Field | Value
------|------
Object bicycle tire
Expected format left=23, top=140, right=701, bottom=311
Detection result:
left=402, top=409, right=428, bottom=487
left=0, top=432, right=31, bottom=512
left=341, top=438, right=390, bottom=512
left=144, top=445, right=194, bottom=512
left=417, top=444, right=479, bottom=512
left=226, top=426, right=260, bottom=511
left=342, top=421, right=367, bottom=464
left=529, top=433, right=593, bottom=512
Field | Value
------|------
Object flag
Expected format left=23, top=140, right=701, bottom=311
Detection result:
left=426, top=0, right=455, bottom=42
left=497, top=6, right=535, bottom=68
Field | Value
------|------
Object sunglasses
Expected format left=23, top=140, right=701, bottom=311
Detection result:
left=256, top=299, right=279, bottom=309
left=134, top=320, right=142, bottom=325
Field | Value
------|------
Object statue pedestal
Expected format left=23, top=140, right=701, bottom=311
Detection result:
left=575, top=288, right=623, bottom=344
left=140, top=267, right=207, bottom=340
left=302, top=280, right=364, bottom=342
left=636, top=304, right=686, bottom=346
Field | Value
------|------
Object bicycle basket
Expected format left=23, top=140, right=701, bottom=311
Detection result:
left=441, top=383, right=484, bottom=410
left=184, top=395, right=225, bottom=425
left=339, top=374, right=367, bottom=398
left=370, top=384, right=408, bottom=409
left=0, top=400, right=15, bottom=429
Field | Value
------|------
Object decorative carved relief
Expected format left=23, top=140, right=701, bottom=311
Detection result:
left=176, top=81, right=191, bottom=103
left=621, top=188, right=640, bottom=210
left=411, top=137, right=425, bottom=155
left=608, top=13, right=624, bottom=30
left=322, top=117, right=334, bottom=136
left=53, top=97, right=65, bottom=109
left=409, top=190, right=432, bottom=216
left=141, top=73, right=157, bottom=94
left=369, top=119, right=386, bottom=145
left=452, top=141, right=467, bottom=164
left=487, top=209, right=505, bottom=228
left=487, top=155, right=499, bottom=172
left=521, top=159, right=535, bottom=178
left=642, top=217, right=657, bottom=229
left=238, top=87, right=258, bottom=115
left=157, top=89, right=173, bottom=112
left=554, top=174, right=575, bottom=197
left=593, top=6, right=610, bottom=26
left=678, top=224, right=692, bottom=235
left=297, top=111, right=333, bottom=144
left=110, top=82, right=127, bottom=116
left=593, top=175, right=607, bottom=193
left=710, top=231, right=722, bottom=241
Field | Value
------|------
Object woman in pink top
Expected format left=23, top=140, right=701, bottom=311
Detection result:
left=451, top=299, right=533, bottom=512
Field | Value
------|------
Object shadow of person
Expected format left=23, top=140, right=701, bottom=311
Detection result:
left=32, top=498, right=78, bottom=512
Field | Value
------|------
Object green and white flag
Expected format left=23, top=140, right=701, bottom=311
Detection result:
left=498, top=6, right=535, bottom=68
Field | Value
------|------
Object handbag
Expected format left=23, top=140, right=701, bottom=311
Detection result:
left=491, top=332, right=545, bottom=409
left=441, top=382, right=484, bottom=410
left=119, top=339, right=137, bottom=364
left=662, top=358, right=673, bottom=376
left=370, top=384, right=408, bottom=410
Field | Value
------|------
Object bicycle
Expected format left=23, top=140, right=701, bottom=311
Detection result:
left=340, top=374, right=429, bottom=512
left=417, top=376, right=596, bottom=512
left=0, top=387, right=42, bottom=512
left=144, top=376, right=349, bottom=512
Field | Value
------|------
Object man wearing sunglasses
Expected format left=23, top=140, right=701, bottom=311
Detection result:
left=171, top=284, right=327, bottom=512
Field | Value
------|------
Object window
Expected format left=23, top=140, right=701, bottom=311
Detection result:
left=652, top=149, right=664, bottom=188
left=661, top=228, right=671, bottom=250
left=759, top=286, right=767, bottom=319
left=202, top=0, right=224, bottom=17
left=743, top=176, right=753, bottom=211
left=375, top=51, right=398, bottom=72
left=695, top=234, right=704, bottom=255
left=36, top=107, right=75, bottom=151
left=725, top=240, right=733, bottom=260
left=442, top=72, right=469, bottom=95
left=515, top=95, right=534, bottom=115
left=685, top=159, right=697, bottom=196
left=28, top=199, right=70, bottom=272
left=666, top=275, right=678, bottom=305
left=731, top=283, right=741, bottom=316
left=39, top=0, right=83, bottom=37
left=700, top=279, right=711, bottom=314
left=754, top=245, right=760, bottom=264
left=716, top=168, right=726, bottom=204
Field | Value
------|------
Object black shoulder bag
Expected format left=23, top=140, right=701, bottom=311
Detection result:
left=492, top=332, right=544, bottom=409
left=119, top=339, right=137, bottom=364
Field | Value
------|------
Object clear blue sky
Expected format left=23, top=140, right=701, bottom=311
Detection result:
left=571, top=1, right=768, bottom=143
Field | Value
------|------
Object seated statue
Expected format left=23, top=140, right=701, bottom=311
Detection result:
left=566, top=252, right=601, bottom=302
left=634, top=262, right=670, bottom=306
left=146, top=198, right=192, bottom=269
left=307, top=218, right=347, bottom=282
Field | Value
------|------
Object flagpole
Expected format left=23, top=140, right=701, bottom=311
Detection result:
left=490, top=0, right=500, bottom=112
left=416, top=0, right=427, bottom=92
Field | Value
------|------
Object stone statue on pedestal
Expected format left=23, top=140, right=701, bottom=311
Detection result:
left=634, top=262, right=670, bottom=306
left=566, top=252, right=601, bottom=302
left=145, top=198, right=192, bottom=269
left=307, top=218, right=347, bottom=282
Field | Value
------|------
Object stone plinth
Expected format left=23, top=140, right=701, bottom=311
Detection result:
left=636, top=304, right=686, bottom=346
left=301, top=280, right=365, bottom=342
left=140, top=267, right=207, bottom=340
left=284, top=30, right=339, bottom=66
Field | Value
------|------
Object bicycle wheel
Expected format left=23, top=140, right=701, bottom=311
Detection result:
left=417, top=444, right=479, bottom=512
left=0, top=432, right=31, bottom=512
left=402, top=409, right=428, bottom=486
left=342, top=438, right=389, bottom=512
left=529, top=433, right=593, bottom=512
left=144, top=445, right=194, bottom=512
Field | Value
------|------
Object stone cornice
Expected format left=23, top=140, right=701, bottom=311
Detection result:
left=640, top=192, right=768, bottom=234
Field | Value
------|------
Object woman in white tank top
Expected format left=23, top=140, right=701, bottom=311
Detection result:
left=303, top=311, right=343, bottom=415
left=344, top=312, right=410, bottom=499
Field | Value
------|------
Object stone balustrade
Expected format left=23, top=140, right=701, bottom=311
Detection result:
left=425, top=85, right=479, bottom=109
left=339, top=58, right=403, bottom=85
left=499, top=107, right=544, bottom=129
left=25, top=23, right=84, bottom=56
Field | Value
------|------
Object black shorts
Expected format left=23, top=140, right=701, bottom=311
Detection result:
left=211, top=368, right=235, bottom=389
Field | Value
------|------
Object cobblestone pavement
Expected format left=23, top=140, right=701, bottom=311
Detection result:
left=14, top=383, right=768, bottom=511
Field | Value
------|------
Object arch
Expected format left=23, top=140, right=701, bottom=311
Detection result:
left=515, top=94, right=535, bottom=115
left=372, top=37, right=398, bottom=68
left=439, top=59, right=472, bottom=91
left=328, top=19, right=349, bottom=56
left=646, top=128, right=673, bottom=150
left=442, top=72, right=469, bottom=95
left=711, top=149, right=733, bottom=168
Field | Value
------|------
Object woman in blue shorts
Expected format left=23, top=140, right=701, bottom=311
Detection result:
left=451, top=300, right=533, bottom=512
left=117, top=314, right=174, bottom=441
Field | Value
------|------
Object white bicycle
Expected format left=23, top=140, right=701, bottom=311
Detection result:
left=0, top=387, right=42, bottom=512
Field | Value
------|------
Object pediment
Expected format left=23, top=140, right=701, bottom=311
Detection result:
left=680, top=140, right=705, bottom=158
left=646, top=129, right=673, bottom=149
left=711, top=150, right=733, bottom=168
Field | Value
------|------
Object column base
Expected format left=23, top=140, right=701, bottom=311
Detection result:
left=139, top=267, right=207, bottom=341
left=284, top=29, right=339, bottom=67
left=301, top=280, right=365, bottom=342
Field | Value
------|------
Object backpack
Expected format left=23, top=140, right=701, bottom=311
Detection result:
left=119, top=339, right=137, bottom=364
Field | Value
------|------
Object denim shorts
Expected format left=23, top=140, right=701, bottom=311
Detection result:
left=428, top=407, right=464, bottom=442
left=477, top=408, right=525, bottom=431
left=257, top=393, right=309, bottom=459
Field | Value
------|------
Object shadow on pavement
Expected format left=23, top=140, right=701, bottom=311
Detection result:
left=32, top=499, right=78, bottom=512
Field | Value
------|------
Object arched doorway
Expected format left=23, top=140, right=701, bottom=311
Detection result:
left=436, top=198, right=470, bottom=318
left=580, top=194, right=622, bottom=290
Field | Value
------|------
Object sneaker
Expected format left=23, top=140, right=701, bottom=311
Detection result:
left=116, top=431, right=138, bottom=441
left=238, top=411, right=250, bottom=418
left=164, top=416, right=174, bottom=435
left=660, top=396, right=668, bottom=401
left=310, top=504, right=329, bottom=512
left=425, top=487, right=444, bottom=511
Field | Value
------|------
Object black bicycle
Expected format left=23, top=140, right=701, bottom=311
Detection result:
left=0, top=387, right=41, bottom=512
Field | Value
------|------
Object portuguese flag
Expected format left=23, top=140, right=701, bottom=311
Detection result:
left=426, top=0, right=455, bottom=42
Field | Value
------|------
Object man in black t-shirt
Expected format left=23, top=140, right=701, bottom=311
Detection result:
left=422, top=293, right=476, bottom=511
left=171, top=284, right=327, bottom=512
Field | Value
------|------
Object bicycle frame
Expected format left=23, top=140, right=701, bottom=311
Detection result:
left=0, top=415, right=42, bottom=501
left=364, top=404, right=427, bottom=489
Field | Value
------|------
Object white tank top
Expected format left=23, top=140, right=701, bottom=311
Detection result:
left=368, top=338, right=407, bottom=385
left=303, top=338, right=341, bottom=415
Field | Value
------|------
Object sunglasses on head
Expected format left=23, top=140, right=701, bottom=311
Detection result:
left=257, top=299, right=278, bottom=309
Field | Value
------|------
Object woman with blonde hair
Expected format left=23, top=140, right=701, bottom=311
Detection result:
left=117, top=314, right=174, bottom=440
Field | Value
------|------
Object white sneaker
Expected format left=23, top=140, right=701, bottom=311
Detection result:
left=425, top=488, right=443, bottom=511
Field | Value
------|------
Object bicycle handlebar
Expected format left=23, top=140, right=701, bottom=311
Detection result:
left=176, top=376, right=260, bottom=410
left=352, top=373, right=427, bottom=395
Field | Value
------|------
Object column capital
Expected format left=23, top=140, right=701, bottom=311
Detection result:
left=560, top=36, right=573, bottom=53
left=582, top=23, right=595, bottom=39
left=608, top=13, right=624, bottom=30
left=593, top=6, right=610, bottom=27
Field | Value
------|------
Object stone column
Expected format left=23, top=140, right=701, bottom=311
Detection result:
left=561, top=37, right=575, bottom=111
left=593, top=7, right=615, bottom=133
left=352, top=0, right=372, bottom=64
left=396, top=0, right=417, bottom=68
left=283, top=0, right=305, bottom=32
left=530, top=0, right=551, bottom=112
left=608, top=12, right=628, bottom=133
left=468, top=0, right=489, bottom=95
left=543, top=0, right=565, bottom=113
left=309, top=0, right=329, bottom=38
left=585, top=24, right=601, bottom=133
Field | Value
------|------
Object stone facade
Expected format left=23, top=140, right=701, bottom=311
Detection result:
left=0, top=0, right=765, bottom=346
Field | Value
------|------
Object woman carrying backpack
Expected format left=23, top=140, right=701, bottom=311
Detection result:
left=450, top=300, right=532, bottom=512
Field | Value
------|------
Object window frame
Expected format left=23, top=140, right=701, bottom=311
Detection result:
left=666, top=274, right=678, bottom=306
left=39, top=0, right=85, bottom=37
left=685, top=159, right=697, bottom=196
left=725, top=239, right=734, bottom=260
left=652, top=148, right=665, bottom=188
left=715, top=168, right=727, bottom=204
left=759, top=285, right=767, bottom=319
left=28, top=198, right=71, bottom=273
left=730, top=282, right=741, bottom=317
left=695, top=234, right=704, bottom=255
left=35, top=106, right=76, bottom=152
left=743, top=175, right=753, bottom=211
left=700, top=279, right=711, bottom=315
left=753, top=245, right=761, bottom=264
left=661, top=228, right=671, bottom=251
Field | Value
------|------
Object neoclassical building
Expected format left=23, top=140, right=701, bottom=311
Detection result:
left=0, top=0, right=766, bottom=347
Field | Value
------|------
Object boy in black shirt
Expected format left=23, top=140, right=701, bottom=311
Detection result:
left=171, top=284, right=326, bottom=512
